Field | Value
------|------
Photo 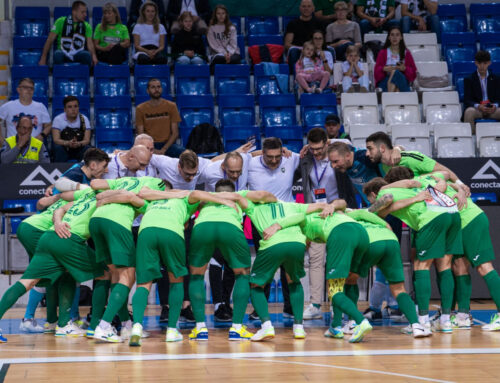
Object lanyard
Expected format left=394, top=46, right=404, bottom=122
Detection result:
left=313, top=158, right=327, bottom=186
left=183, top=0, right=193, bottom=9
left=223, top=170, right=239, bottom=190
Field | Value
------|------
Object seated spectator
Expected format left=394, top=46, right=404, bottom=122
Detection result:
left=39, top=1, right=97, bottom=67
left=326, top=1, right=361, bottom=61
left=171, top=11, right=206, bottom=65
left=132, top=1, right=168, bottom=65
left=127, top=0, right=166, bottom=31
left=207, top=4, right=240, bottom=70
left=324, top=113, right=350, bottom=140
left=295, top=41, right=330, bottom=94
left=93, top=2, right=130, bottom=65
left=135, top=78, right=185, bottom=157
left=314, top=0, right=354, bottom=24
left=168, top=0, right=211, bottom=34
left=312, top=30, right=334, bottom=79
left=342, top=45, right=369, bottom=92
left=463, top=50, right=500, bottom=133
left=285, top=0, right=323, bottom=74
left=51, top=96, right=92, bottom=163
left=374, top=26, right=416, bottom=92
left=356, top=0, right=399, bottom=37
left=400, top=0, right=439, bottom=37
left=0, top=116, right=49, bottom=164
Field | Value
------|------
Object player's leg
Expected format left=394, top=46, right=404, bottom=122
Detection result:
left=55, top=273, right=85, bottom=337
left=44, top=282, right=59, bottom=333
left=87, top=272, right=111, bottom=337
left=477, top=261, right=500, bottom=331
left=451, top=257, right=472, bottom=329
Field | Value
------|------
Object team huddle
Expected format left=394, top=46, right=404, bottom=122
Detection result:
left=0, top=130, right=499, bottom=346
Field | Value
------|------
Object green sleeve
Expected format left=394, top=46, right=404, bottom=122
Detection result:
left=400, top=151, right=437, bottom=176
left=275, top=213, right=306, bottom=229
left=243, top=198, right=254, bottom=215
left=94, top=24, right=102, bottom=41
left=73, top=189, right=84, bottom=201
left=387, top=0, right=396, bottom=6
left=136, top=200, right=149, bottom=215
left=84, top=21, right=92, bottom=38
left=51, top=17, right=64, bottom=35
left=348, top=209, right=387, bottom=228
left=431, top=172, right=446, bottom=181
left=186, top=197, right=200, bottom=215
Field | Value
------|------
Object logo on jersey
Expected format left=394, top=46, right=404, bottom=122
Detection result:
left=418, top=250, right=426, bottom=256
left=473, top=255, right=480, bottom=262
left=20, top=165, right=63, bottom=186
left=471, top=159, right=500, bottom=180
left=281, top=167, right=285, bottom=173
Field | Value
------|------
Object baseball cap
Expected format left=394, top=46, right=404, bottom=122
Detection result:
left=325, top=114, right=340, bottom=125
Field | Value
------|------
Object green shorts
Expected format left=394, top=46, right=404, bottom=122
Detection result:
left=189, top=222, right=250, bottom=269
left=415, top=213, right=463, bottom=261
left=455, top=213, right=495, bottom=268
left=22, top=231, right=104, bottom=286
left=326, top=222, right=369, bottom=280
left=250, top=242, right=306, bottom=286
left=136, top=227, right=187, bottom=284
left=89, top=217, right=135, bottom=267
left=17, top=222, right=45, bottom=259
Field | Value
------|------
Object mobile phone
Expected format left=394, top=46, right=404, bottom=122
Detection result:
left=246, top=135, right=257, bottom=152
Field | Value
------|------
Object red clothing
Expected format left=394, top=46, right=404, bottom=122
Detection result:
left=374, top=48, right=417, bottom=86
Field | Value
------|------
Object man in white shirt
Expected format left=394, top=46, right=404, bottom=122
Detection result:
left=104, top=145, right=153, bottom=180
left=202, top=151, right=252, bottom=192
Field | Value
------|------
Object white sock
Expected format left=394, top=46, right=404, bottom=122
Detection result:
left=262, top=320, right=272, bottom=330
left=418, top=314, right=429, bottom=324
left=440, top=314, right=450, bottom=322
left=214, top=303, right=221, bottom=311
left=196, top=322, right=206, bottom=330
left=99, top=320, right=111, bottom=330
left=123, top=320, right=132, bottom=329
left=293, top=324, right=304, bottom=331
left=168, top=327, right=177, bottom=331
left=457, top=312, right=469, bottom=320
left=232, top=323, right=242, bottom=330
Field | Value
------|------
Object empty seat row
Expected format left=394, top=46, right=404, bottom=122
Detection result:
left=438, top=3, right=500, bottom=35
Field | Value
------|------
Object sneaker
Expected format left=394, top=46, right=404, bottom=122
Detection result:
left=342, top=320, right=356, bottom=335
left=180, top=306, right=196, bottom=323
left=363, top=308, right=383, bottom=322
left=159, top=305, right=169, bottom=323
left=293, top=325, right=306, bottom=339
left=129, top=323, right=143, bottom=347
left=324, top=326, right=344, bottom=339
left=229, top=325, right=253, bottom=340
left=411, top=323, right=431, bottom=338
left=85, top=328, right=95, bottom=338
left=482, top=313, right=500, bottom=331
left=431, top=319, right=453, bottom=333
left=451, top=314, right=472, bottom=330
left=43, top=322, right=57, bottom=334
left=166, top=328, right=183, bottom=342
left=55, top=321, right=85, bottom=337
left=94, top=325, right=123, bottom=343
left=19, top=318, right=44, bottom=333
left=73, top=318, right=89, bottom=329
left=283, top=307, right=294, bottom=319
left=0, top=330, right=6, bottom=343
left=303, top=304, right=322, bottom=320
left=400, top=324, right=412, bottom=335
left=349, top=319, right=373, bottom=343
left=142, top=329, right=150, bottom=338
left=214, top=303, right=232, bottom=322
left=120, top=326, right=132, bottom=340
left=189, top=327, right=208, bottom=341
left=384, top=307, right=406, bottom=322
left=251, top=326, right=275, bottom=342
left=248, top=310, right=260, bottom=321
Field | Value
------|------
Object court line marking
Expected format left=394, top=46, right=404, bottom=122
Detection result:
left=0, top=363, right=9, bottom=383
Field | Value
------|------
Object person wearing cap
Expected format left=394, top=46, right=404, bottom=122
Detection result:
left=325, top=114, right=350, bottom=140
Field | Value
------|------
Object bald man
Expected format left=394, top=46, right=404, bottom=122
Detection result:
left=105, top=144, right=153, bottom=179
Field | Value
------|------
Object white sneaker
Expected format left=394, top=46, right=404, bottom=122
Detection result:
left=303, top=304, right=322, bottom=320
left=129, top=323, right=142, bottom=347
left=451, top=314, right=472, bottom=330
left=251, top=326, right=275, bottom=341
left=120, top=326, right=132, bottom=340
left=293, top=324, right=306, bottom=339
left=142, top=329, right=150, bottom=338
left=43, top=322, right=57, bottom=334
left=432, top=319, right=453, bottom=333
left=165, top=328, right=183, bottom=342
left=482, top=313, right=500, bottom=331
left=94, top=325, right=123, bottom=343
left=342, top=320, right=356, bottom=335
left=19, top=318, right=44, bottom=333
left=412, top=323, right=431, bottom=338
left=55, top=321, right=85, bottom=337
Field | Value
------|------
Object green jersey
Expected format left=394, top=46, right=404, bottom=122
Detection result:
left=58, top=188, right=97, bottom=240
left=382, top=151, right=436, bottom=176
left=244, top=201, right=308, bottom=250
left=139, top=197, right=199, bottom=238
left=195, top=191, right=245, bottom=230
left=23, top=198, right=68, bottom=231
left=92, top=176, right=165, bottom=230
left=93, top=23, right=129, bottom=47
left=51, top=16, right=92, bottom=50
left=347, top=209, right=397, bottom=243
left=301, top=211, right=357, bottom=243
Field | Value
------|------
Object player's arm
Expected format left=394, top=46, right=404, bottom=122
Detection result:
left=96, top=190, right=146, bottom=208
left=55, top=177, right=91, bottom=192
left=263, top=213, right=307, bottom=240
left=60, top=191, right=77, bottom=202
left=446, top=182, right=468, bottom=210
left=53, top=202, right=73, bottom=239
left=137, top=187, right=190, bottom=201
left=36, top=194, right=61, bottom=211
left=318, top=199, right=348, bottom=217
left=373, top=191, right=431, bottom=218
left=432, top=162, right=470, bottom=196
left=245, top=191, right=277, bottom=203
left=90, top=179, right=110, bottom=191
left=381, top=179, right=421, bottom=189
left=188, top=190, right=238, bottom=212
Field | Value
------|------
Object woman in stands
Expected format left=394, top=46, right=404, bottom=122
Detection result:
left=295, top=41, right=330, bottom=94
left=374, top=26, right=416, bottom=92
left=311, top=30, right=334, bottom=81
left=171, top=11, right=206, bottom=65
left=206, top=4, right=240, bottom=70
left=132, top=1, right=168, bottom=65
left=94, top=2, right=130, bottom=65
left=326, top=1, right=362, bottom=61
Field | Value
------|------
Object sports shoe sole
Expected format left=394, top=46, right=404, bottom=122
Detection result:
left=95, top=337, right=122, bottom=343
left=129, top=335, right=142, bottom=347
left=251, top=334, right=275, bottom=342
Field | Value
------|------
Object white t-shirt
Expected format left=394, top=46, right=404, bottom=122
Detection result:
left=132, top=23, right=167, bottom=47
left=201, top=153, right=251, bottom=192
left=308, top=157, right=338, bottom=203
left=52, top=112, right=92, bottom=132
left=0, top=99, right=51, bottom=138
left=386, top=50, right=400, bottom=66
left=150, top=154, right=210, bottom=190
left=302, top=57, right=316, bottom=73
left=342, top=61, right=364, bottom=80
left=247, top=153, right=300, bottom=202
left=400, top=0, right=437, bottom=17
left=180, top=0, right=198, bottom=16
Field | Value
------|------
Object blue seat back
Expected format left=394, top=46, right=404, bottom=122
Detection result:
left=92, top=6, right=127, bottom=28
left=15, top=7, right=50, bottom=37
left=95, top=128, right=133, bottom=145
left=53, top=65, right=89, bottom=96
left=445, top=48, right=476, bottom=68
left=441, top=32, right=476, bottom=66
left=246, top=17, right=280, bottom=36
left=52, top=95, right=90, bottom=118
left=479, top=32, right=500, bottom=50
left=247, top=34, right=283, bottom=47
left=174, top=64, right=210, bottom=95
left=214, top=64, right=250, bottom=95
left=237, top=35, right=246, bottom=63
left=259, top=94, right=296, bottom=127
left=230, top=17, right=242, bottom=34
left=134, top=64, right=171, bottom=96
left=475, top=18, right=500, bottom=35
left=265, top=125, right=303, bottom=152
left=254, top=63, right=289, bottom=95
left=94, top=65, right=130, bottom=96
left=177, top=95, right=214, bottom=131
left=3, top=199, right=38, bottom=234
left=218, top=94, right=255, bottom=127
left=13, top=36, right=45, bottom=65
left=11, top=65, right=48, bottom=98
left=437, top=4, right=467, bottom=22
left=439, top=19, right=466, bottom=34
left=300, top=93, right=338, bottom=128
left=452, top=61, right=475, bottom=101
left=223, top=126, right=261, bottom=152
left=470, top=3, right=500, bottom=30
left=487, top=47, right=500, bottom=62
left=94, top=95, right=132, bottom=130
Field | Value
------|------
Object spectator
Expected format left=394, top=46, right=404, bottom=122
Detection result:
left=463, top=50, right=500, bottom=133
left=356, top=0, right=399, bottom=37
left=324, top=113, right=350, bottom=140
left=93, top=2, right=130, bottom=65
left=132, top=1, right=168, bottom=65
left=206, top=4, right=240, bottom=70
left=326, top=1, right=361, bottom=61
left=400, top=0, right=439, bottom=37
left=374, top=26, right=416, bottom=92
left=127, top=0, right=166, bottom=31
left=171, top=11, right=206, bottom=65
left=312, top=30, right=334, bottom=79
left=0, top=78, right=51, bottom=143
left=342, top=45, right=369, bottom=92
left=295, top=41, right=330, bottom=94
left=314, top=0, right=354, bottom=24
left=167, top=0, right=211, bottom=34
left=284, top=0, right=323, bottom=73
left=135, top=78, right=184, bottom=157
left=39, top=1, right=97, bottom=67
left=0, top=116, right=49, bottom=164
left=51, top=96, right=92, bottom=163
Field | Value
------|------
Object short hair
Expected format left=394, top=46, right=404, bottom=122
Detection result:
left=223, top=151, right=243, bottom=166
left=18, top=78, right=34, bottom=87
left=384, top=166, right=414, bottom=184
left=72, top=1, right=87, bottom=11
left=83, top=148, right=110, bottom=166
left=362, top=177, right=388, bottom=196
left=215, top=179, right=235, bottom=192
left=346, top=45, right=359, bottom=56
left=147, top=78, right=161, bottom=88
left=366, top=131, right=393, bottom=149
left=135, top=133, right=153, bottom=143
left=16, top=115, right=33, bottom=129
left=307, top=127, right=328, bottom=143
left=63, top=95, right=79, bottom=108
left=334, top=1, right=348, bottom=10
left=262, top=137, right=283, bottom=151
left=327, top=141, right=352, bottom=156
left=475, top=50, right=491, bottom=63
left=179, top=149, right=199, bottom=169
left=163, top=179, right=173, bottom=190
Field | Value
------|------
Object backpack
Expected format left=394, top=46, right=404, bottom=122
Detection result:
left=248, top=44, right=284, bottom=65
left=186, top=123, right=224, bottom=155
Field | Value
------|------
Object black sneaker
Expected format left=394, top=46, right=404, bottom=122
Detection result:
left=159, top=305, right=169, bottom=323
left=363, top=308, right=383, bottom=321
left=180, top=305, right=196, bottom=322
left=214, top=303, right=232, bottom=322
left=384, top=307, right=406, bottom=322
left=249, top=310, right=259, bottom=320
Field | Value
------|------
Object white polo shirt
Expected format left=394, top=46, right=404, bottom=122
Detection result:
left=309, top=156, right=338, bottom=203
left=201, top=153, right=251, bottom=192
left=150, top=154, right=210, bottom=190
left=247, top=153, right=300, bottom=202
left=105, top=153, right=159, bottom=179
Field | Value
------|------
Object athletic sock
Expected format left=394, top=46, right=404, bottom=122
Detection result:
left=118, top=299, right=131, bottom=322
left=101, top=283, right=130, bottom=323
left=483, top=270, right=500, bottom=311
left=167, top=282, right=184, bottom=328
left=455, top=275, right=472, bottom=313
left=196, top=322, right=206, bottom=330
left=188, top=274, right=206, bottom=323
left=0, top=281, right=27, bottom=319
left=345, top=283, right=359, bottom=306
left=232, top=274, right=250, bottom=325
left=396, top=292, right=418, bottom=324
left=24, top=288, right=44, bottom=320
left=45, top=282, right=58, bottom=324
left=441, top=314, right=450, bottom=323
left=261, top=320, right=272, bottom=330
left=58, top=273, right=77, bottom=327
left=331, top=305, right=343, bottom=328
left=232, top=323, right=242, bottom=330
left=438, top=269, right=454, bottom=315
left=70, top=284, right=80, bottom=320
left=414, top=270, right=431, bottom=316
left=89, top=279, right=110, bottom=329
left=131, top=286, right=149, bottom=325
left=250, top=286, right=270, bottom=323
left=332, top=293, right=364, bottom=325
left=288, top=282, right=304, bottom=324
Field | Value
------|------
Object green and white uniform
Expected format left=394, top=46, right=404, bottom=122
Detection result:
left=382, top=151, right=437, bottom=176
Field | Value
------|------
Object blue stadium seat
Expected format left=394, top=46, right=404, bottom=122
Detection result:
left=254, top=63, right=289, bottom=95
left=92, top=6, right=127, bottom=28
left=437, top=4, right=467, bottom=34
left=470, top=3, right=500, bottom=31
left=475, top=18, right=500, bottom=35
left=52, top=65, right=89, bottom=96
left=3, top=199, right=37, bottom=234
left=214, top=64, right=250, bottom=95
left=230, top=17, right=242, bottom=34
left=174, top=64, right=210, bottom=95
left=218, top=94, right=255, bottom=127
left=486, top=47, right=500, bottom=62
left=52, top=95, right=90, bottom=119
left=237, top=35, right=246, bottom=63
left=223, top=126, right=261, bottom=152
left=259, top=94, right=296, bottom=128
left=94, top=65, right=130, bottom=96
left=15, top=7, right=50, bottom=37
left=452, top=61, right=475, bottom=101
left=54, top=7, right=88, bottom=21
left=479, top=32, right=500, bottom=50
left=94, top=95, right=132, bottom=131
left=300, top=93, right=338, bottom=130
left=246, top=16, right=280, bottom=36
left=135, top=94, right=173, bottom=105
left=247, top=34, right=284, bottom=47
left=177, top=95, right=214, bottom=144
left=95, top=128, right=133, bottom=148
left=11, top=65, right=48, bottom=98
left=134, top=64, right=171, bottom=96
left=13, top=36, right=45, bottom=65
left=264, top=125, right=303, bottom=153
left=439, top=19, right=467, bottom=34
left=441, top=32, right=476, bottom=68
